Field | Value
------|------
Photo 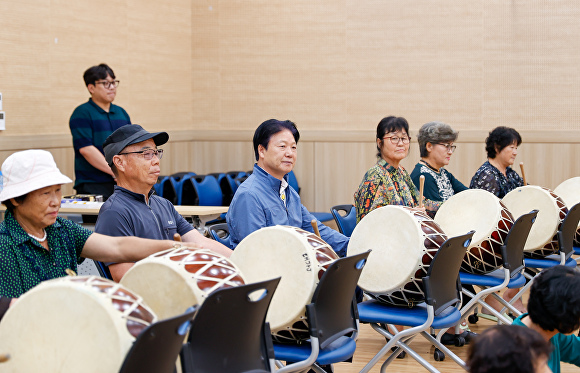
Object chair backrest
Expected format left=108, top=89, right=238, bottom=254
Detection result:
left=330, top=204, right=357, bottom=237
left=181, top=278, right=280, bottom=373
left=558, top=202, right=580, bottom=259
left=158, top=176, right=177, bottom=204
left=287, top=170, right=301, bottom=194
left=219, top=174, right=239, bottom=206
left=208, top=223, right=230, bottom=247
left=181, top=175, right=223, bottom=206
left=423, top=231, right=475, bottom=315
left=500, top=210, right=538, bottom=275
left=95, top=260, right=113, bottom=280
left=307, top=251, right=370, bottom=349
left=119, top=307, right=197, bottom=373
left=153, top=175, right=168, bottom=197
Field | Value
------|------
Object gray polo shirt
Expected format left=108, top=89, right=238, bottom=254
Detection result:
left=95, top=186, right=193, bottom=264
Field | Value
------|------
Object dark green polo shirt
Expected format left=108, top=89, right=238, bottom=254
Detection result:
left=0, top=211, right=92, bottom=298
left=69, top=98, right=131, bottom=188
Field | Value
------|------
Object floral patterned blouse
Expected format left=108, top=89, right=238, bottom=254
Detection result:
left=469, top=161, right=524, bottom=198
left=354, top=158, right=442, bottom=222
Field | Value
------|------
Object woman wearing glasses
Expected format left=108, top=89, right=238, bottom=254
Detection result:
left=470, top=126, right=523, bottom=198
left=354, top=116, right=441, bottom=222
left=410, top=121, right=467, bottom=202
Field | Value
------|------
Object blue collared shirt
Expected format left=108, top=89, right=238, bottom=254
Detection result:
left=226, top=164, right=348, bottom=257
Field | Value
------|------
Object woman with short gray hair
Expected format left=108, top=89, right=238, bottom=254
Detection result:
left=410, top=121, right=467, bottom=201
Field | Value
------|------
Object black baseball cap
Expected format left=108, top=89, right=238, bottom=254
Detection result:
left=103, top=124, right=169, bottom=166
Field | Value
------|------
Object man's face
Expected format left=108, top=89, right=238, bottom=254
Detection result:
left=117, top=139, right=161, bottom=189
left=258, top=129, right=297, bottom=180
left=87, top=74, right=117, bottom=105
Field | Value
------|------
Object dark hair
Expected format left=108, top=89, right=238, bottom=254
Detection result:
left=1, top=194, right=28, bottom=213
left=417, top=121, right=458, bottom=158
left=375, top=116, right=409, bottom=157
left=485, top=126, right=522, bottom=159
left=527, top=265, right=580, bottom=333
left=467, top=325, right=551, bottom=373
left=83, top=63, right=116, bottom=86
left=253, top=119, right=300, bottom=161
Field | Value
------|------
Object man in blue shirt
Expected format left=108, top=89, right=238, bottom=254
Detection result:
left=96, top=125, right=232, bottom=281
left=512, top=265, right=580, bottom=373
left=227, top=119, right=348, bottom=257
left=69, top=63, right=131, bottom=200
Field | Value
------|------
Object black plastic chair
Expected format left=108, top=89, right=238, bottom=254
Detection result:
left=331, top=204, right=357, bottom=237
left=119, top=307, right=197, bottom=373
left=460, top=210, right=538, bottom=327
left=273, top=251, right=371, bottom=373
left=357, top=232, right=475, bottom=372
left=208, top=223, right=230, bottom=247
left=180, top=278, right=280, bottom=373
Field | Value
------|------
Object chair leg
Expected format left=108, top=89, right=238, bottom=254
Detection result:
left=359, top=322, right=430, bottom=373
left=421, top=331, right=467, bottom=370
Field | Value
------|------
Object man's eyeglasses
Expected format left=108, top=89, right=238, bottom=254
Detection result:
left=436, top=143, right=457, bottom=153
left=95, top=80, right=120, bottom=89
left=383, top=136, right=411, bottom=145
left=119, top=149, right=164, bottom=160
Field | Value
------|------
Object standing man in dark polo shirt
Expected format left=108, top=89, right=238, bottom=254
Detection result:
left=95, top=125, right=232, bottom=282
left=69, top=63, right=131, bottom=200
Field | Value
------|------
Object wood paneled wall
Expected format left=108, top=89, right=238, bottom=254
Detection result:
left=0, top=1, right=579, bottom=209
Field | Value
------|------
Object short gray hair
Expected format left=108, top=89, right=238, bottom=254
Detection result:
left=417, top=121, right=458, bottom=157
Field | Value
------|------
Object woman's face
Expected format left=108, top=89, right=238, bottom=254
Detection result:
left=494, top=141, right=518, bottom=167
left=377, top=130, right=410, bottom=165
left=425, top=142, right=455, bottom=170
left=13, top=185, right=62, bottom=229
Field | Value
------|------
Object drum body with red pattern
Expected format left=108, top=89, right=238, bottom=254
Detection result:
left=554, top=177, right=580, bottom=246
left=120, top=246, right=246, bottom=320
left=229, top=225, right=339, bottom=343
left=502, top=186, right=568, bottom=258
left=348, top=205, right=447, bottom=306
left=435, top=189, right=514, bottom=274
left=0, top=276, right=156, bottom=373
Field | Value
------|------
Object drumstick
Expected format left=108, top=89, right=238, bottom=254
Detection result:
left=519, top=162, right=527, bottom=185
left=65, top=268, right=77, bottom=277
left=419, top=175, right=425, bottom=208
left=173, top=233, right=182, bottom=242
left=0, top=354, right=10, bottom=363
left=310, top=219, right=321, bottom=238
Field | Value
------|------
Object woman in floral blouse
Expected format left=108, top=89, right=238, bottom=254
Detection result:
left=470, top=126, right=524, bottom=198
left=354, top=116, right=441, bottom=222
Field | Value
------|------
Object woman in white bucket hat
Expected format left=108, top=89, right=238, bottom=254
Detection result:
left=0, top=149, right=179, bottom=300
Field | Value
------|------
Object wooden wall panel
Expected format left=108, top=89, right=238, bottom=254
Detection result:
left=1, top=1, right=580, bottom=211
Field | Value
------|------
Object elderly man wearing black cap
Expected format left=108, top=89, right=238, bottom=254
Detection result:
left=95, top=124, right=232, bottom=282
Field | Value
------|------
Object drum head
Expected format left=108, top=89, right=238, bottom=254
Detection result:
left=502, top=186, right=562, bottom=251
left=348, top=206, right=432, bottom=294
left=230, top=226, right=318, bottom=332
left=554, top=177, right=580, bottom=221
left=435, top=189, right=502, bottom=248
left=0, top=276, right=155, bottom=373
left=121, top=247, right=245, bottom=320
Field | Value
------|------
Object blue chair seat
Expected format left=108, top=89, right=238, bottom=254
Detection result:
left=274, top=336, right=356, bottom=365
left=311, top=212, right=334, bottom=223
left=357, top=300, right=461, bottom=329
left=524, top=256, right=577, bottom=269
left=460, top=270, right=526, bottom=289
left=574, top=245, right=580, bottom=255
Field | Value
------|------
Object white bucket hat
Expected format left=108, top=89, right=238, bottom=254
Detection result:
left=0, top=149, right=72, bottom=202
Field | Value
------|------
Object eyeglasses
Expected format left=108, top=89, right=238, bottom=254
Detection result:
left=119, top=149, right=164, bottom=160
left=383, top=136, right=411, bottom=145
left=94, top=80, right=120, bottom=89
left=436, top=143, right=457, bottom=153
